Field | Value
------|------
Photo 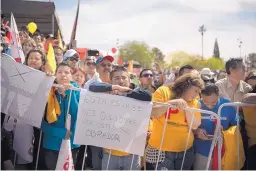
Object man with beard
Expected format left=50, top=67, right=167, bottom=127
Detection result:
left=89, top=66, right=151, bottom=170
left=83, top=55, right=114, bottom=170
left=84, top=55, right=114, bottom=89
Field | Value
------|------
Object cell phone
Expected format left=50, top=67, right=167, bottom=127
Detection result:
left=207, top=134, right=214, bottom=138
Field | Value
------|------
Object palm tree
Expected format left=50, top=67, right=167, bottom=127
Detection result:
left=199, top=25, right=206, bottom=59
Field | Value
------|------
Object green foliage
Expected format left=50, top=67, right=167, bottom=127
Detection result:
left=207, top=57, right=225, bottom=70
left=165, top=51, right=225, bottom=70
left=119, top=41, right=154, bottom=68
left=246, top=53, right=256, bottom=69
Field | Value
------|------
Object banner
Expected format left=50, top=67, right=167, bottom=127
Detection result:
left=56, top=115, right=74, bottom=171
left=10, top=13, right=25, bottom=63
left=69, top=0, right=80, bottom=49
left=74, top=90, right=152, bottom=156
left=1, top=54, right=55, bottom=128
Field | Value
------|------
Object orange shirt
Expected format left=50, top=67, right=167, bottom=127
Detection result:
left=149, top=86, right=201, bottom=152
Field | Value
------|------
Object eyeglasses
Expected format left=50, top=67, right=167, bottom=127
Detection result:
left=86, top=62, right=96, bottom=66
left=101, top=63, right=112, bottom=68
left=69, top=57, right=79, bottom=62
left=142, top=74, right=153, bottom=78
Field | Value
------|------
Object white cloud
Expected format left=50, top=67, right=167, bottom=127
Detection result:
left=56, top=0, right=256, bottom=61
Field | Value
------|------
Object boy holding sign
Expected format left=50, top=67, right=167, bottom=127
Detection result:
left=41, top=62, right=80, bottom=170
left=89, top=66, right=152, bottom=170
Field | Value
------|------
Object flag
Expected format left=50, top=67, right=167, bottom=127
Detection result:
left=45, top=43, right=57, bottom=73
left=118, top=56, right=123, bottom=66
left=69, top=0, right=80, bottom=49
left=57, top=29, right=64, bottom=50
left=127, top=60, right=133, bottom=72
left=10, top=13, right=25, bottom=63
left=55, top=115, right=74, bottom=171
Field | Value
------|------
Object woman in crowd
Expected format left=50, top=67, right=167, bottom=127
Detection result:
left=22, top=38, right=37, bottom=57
left=73, top=68, right=86, bottom=88
left=194, top=83, right=237, bottom=170
left=147, top=73, right=204, bottom=170
left=19, top=31, right=30, bottom=45
left=53, top=46, right=64, bottom=65
left=41, top=62, right=80, bottom=170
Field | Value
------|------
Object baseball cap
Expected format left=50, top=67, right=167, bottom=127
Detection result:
left=63, top=49, right=79, bottom=61
left=46, top=34, right=54, bottom=39
left=96, top=55, right=114, bottom=64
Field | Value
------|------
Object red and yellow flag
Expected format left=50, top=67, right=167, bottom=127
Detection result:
left=127, top=60, right=133, bottom=72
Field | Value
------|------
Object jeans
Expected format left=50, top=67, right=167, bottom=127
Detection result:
left=102, top=150, right=140, bottom=170
left=149, top=147, right=194, bottom=170
left=248, top=145, right=256, bottom=170
left=44, top=148, right=79, bottom=170
left=90, top=146, right=103, bottom=170
left=193, top=153, right=212, bottom=170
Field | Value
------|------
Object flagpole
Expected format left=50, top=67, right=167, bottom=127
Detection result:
left=69, top=0, right=80, bottom=49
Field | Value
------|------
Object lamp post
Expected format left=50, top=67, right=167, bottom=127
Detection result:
left=199, top=25, right=206, bottom=60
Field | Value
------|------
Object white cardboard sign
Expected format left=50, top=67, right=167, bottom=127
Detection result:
left=1, top=54, right=55, bottom=128
left=74, top=90, right=152, bottom=156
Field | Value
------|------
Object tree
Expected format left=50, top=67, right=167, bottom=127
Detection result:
left=119, top=41, right=154, bottom=68
left=213, top=38, right=220, bottom=58
left=151, top=47, right=165, bottom=62
left=207, top=57, right=225, bottom=70
left=246, top=53, right=256, bottom=69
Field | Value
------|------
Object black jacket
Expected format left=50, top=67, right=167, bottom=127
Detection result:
left=89, top=82, right=152, bottom=101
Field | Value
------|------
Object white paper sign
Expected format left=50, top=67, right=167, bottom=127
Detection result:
left=74, top=90, right=152, bottom=156
left=1, top=54, right=55, bottom=128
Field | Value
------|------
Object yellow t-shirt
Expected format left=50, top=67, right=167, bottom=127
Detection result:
left=149, top=86, right=201, bottom=152
left=243, top=106, right=256, bottom=147
left=105, top=149, right=130, bottom=157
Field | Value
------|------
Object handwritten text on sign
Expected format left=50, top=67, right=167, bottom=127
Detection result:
left=74, top=90, right=152, bottom=156
left=1, top=54, right=54, bottom=128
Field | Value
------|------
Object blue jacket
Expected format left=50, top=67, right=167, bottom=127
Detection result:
left=194, top=98, right=237, bottom=157
left=41, top=82, right=80, bottom=151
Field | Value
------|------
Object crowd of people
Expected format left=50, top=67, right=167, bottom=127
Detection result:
left=1, top=13, right=256, bottom=170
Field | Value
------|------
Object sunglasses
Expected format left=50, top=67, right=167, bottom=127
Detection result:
left=69, top=57, right=79, bottom=62
left=86, top=62, right=96, bottom=66
left=142, top=74, right=153, bottom=78
left=101, top=63, right=112, bottom=68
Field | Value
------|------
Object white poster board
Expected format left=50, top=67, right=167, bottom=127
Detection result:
left=1, top=54, right=55, bottom=128
left=74, top=90, right=152, bottom=156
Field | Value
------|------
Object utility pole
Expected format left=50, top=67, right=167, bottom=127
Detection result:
left=199, top=25, right=206, bottom=60
left=237, top=38, right=242, bottom=58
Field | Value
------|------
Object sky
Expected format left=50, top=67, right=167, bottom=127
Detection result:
left=35, top=0, right=256, bottom=61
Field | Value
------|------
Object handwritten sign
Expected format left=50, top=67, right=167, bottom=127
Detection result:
left=74, top=90, right=152, bottom=156
left=1, top=54, right=55, bottom=128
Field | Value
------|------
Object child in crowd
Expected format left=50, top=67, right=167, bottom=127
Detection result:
left=73, top=68, right=86, bottom=88
left=194, top=83, right=237, bottom=170
left=41, top=62, right=80, bottom=170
